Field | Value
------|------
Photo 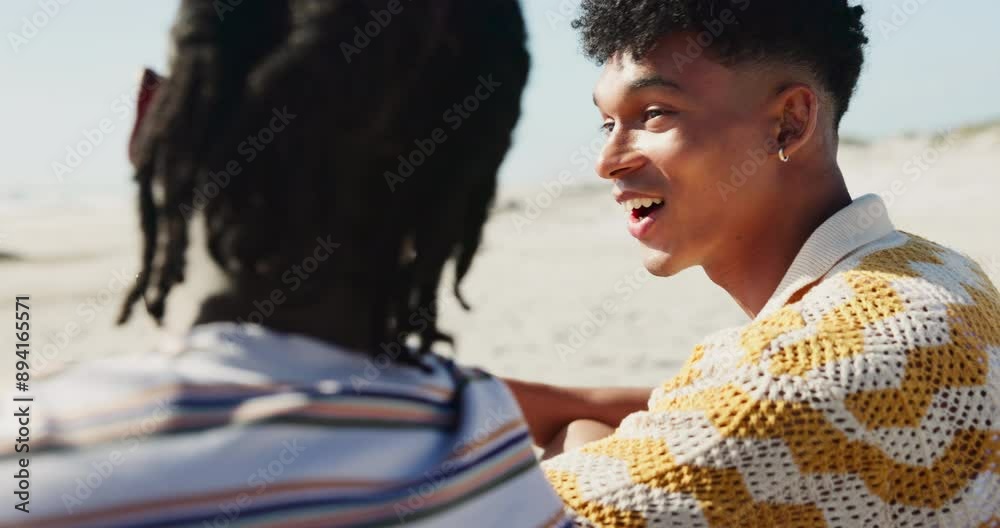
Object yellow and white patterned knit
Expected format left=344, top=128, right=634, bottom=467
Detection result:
left=543, top=229, right=1000, bottom=527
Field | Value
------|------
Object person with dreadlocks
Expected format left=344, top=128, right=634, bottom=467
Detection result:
left=1, top=2, right=571, bottom=527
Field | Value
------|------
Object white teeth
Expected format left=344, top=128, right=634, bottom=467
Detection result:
left=622, top=197, right=663, bottom=212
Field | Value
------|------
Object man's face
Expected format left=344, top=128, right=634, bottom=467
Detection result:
left=593, top=34, right=782, bottom=276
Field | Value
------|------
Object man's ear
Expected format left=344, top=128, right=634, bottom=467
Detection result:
left=768, top=83, right=819, bottom=161
left=128, top=68, right=165, bottom=166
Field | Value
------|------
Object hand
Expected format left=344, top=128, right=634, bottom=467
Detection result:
left=541, top=419, right=615, bottom=460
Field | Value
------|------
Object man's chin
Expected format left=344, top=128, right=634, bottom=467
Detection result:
left=643, top=249, right=683, bottom=277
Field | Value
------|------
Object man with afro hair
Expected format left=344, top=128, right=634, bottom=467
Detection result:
left=507, top=1, right=1000, bottom=526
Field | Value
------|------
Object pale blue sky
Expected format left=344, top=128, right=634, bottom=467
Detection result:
left=3, top=0, right=998, bottom=204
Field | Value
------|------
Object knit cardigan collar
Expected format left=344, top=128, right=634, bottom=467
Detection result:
left=757, top=194, right=896, bottom=320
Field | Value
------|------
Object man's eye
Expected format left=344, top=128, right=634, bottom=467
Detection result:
left=644, top=109, right=670, bottom=121
left=599, top=121, right=615, bottom=135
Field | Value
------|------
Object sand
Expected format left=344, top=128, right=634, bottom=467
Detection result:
left=3, top=127, right=999, bottom=390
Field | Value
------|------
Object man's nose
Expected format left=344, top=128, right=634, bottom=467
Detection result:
left=596, top=136, right=645, bottom=180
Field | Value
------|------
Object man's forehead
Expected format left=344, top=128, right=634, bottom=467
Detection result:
left=601, top=54, right=659, bottom=83
left=594, top=53, right=683, bottom=103
left=594, top=37, right=735, bottom=104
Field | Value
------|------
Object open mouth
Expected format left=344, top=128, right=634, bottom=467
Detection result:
left=623, top=197, right=665, bottom=220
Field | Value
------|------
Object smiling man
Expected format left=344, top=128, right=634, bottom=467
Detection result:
left=505, top=1, right=1000, bottom=526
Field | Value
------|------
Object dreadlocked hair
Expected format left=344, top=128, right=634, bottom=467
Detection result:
left=118, top=0, right=530, bottom=364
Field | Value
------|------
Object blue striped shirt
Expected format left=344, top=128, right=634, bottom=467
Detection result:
left=1, top=323, right=569, bottom=527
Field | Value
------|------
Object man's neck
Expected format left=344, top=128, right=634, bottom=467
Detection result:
left=704, top=167, right=852, bottom=319
left=193, top=279, right=378, bottom=352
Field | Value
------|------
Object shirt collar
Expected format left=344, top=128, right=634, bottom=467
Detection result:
left=756, top=194, right=896, bottom=320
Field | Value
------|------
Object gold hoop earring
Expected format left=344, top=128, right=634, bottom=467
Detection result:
left=778, top=147, right=790, bottom=163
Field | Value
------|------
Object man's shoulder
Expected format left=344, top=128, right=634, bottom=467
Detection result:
left=813, top=230, right=1000, bottom=315
left=721, top=230, right=1000, bottom=395
left=29, top=353, right=180, bottom=413
left=738, top=229, right=1000, bottom=396
left=22, top=346, right=524, bottom=449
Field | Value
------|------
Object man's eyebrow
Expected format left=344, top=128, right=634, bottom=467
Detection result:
left=593, top=75, right=684, bottom=107
left=629, top=75, right=683, bottom=93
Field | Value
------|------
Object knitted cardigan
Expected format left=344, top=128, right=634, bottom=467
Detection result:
left=543, top=198, right=1000, bottom=527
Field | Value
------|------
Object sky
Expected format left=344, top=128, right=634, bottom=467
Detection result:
left=2, top=0, right=999, bottom=204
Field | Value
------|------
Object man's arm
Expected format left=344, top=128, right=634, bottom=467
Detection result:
left=502, top=378, right=653, bottom=447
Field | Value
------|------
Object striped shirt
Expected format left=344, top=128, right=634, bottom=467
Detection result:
left=1, top=323, right=569, bottom=527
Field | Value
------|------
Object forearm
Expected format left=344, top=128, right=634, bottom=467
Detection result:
left=503, top=378, right=653, bottom=446
left=585, top=385, right=656, bottom=425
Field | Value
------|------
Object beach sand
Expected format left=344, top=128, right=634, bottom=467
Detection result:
left=3, top=127, right=999, bottom=390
